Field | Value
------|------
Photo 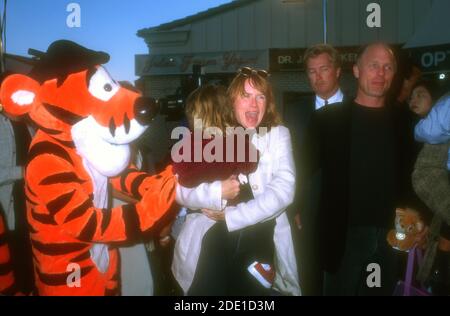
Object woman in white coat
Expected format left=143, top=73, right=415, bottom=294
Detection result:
left=172, top=67, right=300, bottom=296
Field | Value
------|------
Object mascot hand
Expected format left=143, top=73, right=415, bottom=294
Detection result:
left=136, top=166, right=177, bottom=231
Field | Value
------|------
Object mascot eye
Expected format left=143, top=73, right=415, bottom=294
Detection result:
left=88, top=66, right=119, bottom=102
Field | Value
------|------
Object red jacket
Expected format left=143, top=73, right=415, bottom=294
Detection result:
left=173, top=132, right=259, bottom=188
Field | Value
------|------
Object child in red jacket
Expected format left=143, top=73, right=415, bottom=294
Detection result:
left=172, top=84, right=259, bottom=206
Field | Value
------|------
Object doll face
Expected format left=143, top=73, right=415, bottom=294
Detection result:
left=409, top=86, right=433, bottom=118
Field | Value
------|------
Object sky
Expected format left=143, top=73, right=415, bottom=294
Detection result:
left=5, top=0, right=233, bottom=82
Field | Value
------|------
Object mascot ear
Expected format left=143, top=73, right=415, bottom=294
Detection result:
left=0, top=74, right=41, bottom=117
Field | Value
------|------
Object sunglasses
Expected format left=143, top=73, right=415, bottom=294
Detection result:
left=237, top=67, right=270, bottom=79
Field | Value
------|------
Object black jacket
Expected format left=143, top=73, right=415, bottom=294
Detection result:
left=284, top=93, right=350, bottom=217
left=303, top=100, right=420, bottom=273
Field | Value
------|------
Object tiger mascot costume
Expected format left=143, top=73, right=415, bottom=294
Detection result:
left=0, top=40, right=177, bottom=295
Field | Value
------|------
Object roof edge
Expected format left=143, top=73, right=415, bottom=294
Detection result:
left=5, top=53, right=35, bottom=65
left=137, top=0, right=259, bottom=37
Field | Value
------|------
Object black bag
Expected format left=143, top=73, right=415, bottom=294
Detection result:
left=230, top=180, right=275, bottom=265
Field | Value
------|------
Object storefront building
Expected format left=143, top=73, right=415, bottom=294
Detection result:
left=136, top=0, right=448, bottom=115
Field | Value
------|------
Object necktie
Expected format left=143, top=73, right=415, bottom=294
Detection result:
left=324, top=100, right=329, bottom=107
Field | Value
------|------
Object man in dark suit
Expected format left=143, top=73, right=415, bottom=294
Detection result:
left=307, top=42, right=419, bottom=295
left=285, top=44, right=348, bottom=152
left=284, top=44, right=348, bottom=295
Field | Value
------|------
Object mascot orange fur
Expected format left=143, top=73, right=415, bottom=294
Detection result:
left=0, top=40, right=176, bottom=295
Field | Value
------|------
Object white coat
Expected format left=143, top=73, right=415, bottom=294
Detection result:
left=172, top=125, right=301, bottom=296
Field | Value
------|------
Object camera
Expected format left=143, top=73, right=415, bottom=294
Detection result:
left=159, top=64, right=203, bottom=122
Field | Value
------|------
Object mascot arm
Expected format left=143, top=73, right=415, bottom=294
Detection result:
left=109, top=165, right=175, bottom=200
left=28, top=155, right=176, bottom=243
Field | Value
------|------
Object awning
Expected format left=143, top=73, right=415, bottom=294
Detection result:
left=403, top=0, right=450, bottom=73
left=404, top=0, right=450, bottom=49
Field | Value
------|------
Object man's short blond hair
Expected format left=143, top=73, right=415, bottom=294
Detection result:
left=303, top=44, right=341, bottom=69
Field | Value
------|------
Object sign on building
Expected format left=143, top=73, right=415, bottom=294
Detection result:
left=407, top=44, right=450, bottom=73
left=136, top=50, right=268, bottom=76
left=269, top=47, right=360, bottom=72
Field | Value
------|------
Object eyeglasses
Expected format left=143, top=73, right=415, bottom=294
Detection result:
left=237, top=67, right=270, bottom=79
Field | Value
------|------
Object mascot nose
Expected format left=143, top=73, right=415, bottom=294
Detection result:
left=134, top=97, right=160, bottom=125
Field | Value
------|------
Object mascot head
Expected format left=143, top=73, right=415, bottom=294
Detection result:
left=0, top=40, right=159, bottom=176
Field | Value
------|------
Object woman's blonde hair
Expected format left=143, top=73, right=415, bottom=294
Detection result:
left=185, top=84, right=234, bottom=133
left=227, top=70, right=281, bottom=130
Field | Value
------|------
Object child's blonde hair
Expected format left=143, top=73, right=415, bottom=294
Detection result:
left=185, top=84, right=234, bottom=134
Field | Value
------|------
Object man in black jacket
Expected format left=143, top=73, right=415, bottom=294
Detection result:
left=306, top=43, right=418, bottom=295
left=284, top=44, right=349, bottom=295
left=285, top=44, right=348, bottom=154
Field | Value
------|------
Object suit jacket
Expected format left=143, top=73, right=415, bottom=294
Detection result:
left=283, top=93, right=350, bottom=217
left=172, top=125, right=300, bottom=295
left=283, top=92, right=349, bottom=294
left=283, top=94, right=315, bottom=159
left=306, top=101, right=419, bottom=273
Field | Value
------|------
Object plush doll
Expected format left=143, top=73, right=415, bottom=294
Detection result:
left=0, top=40, right=177, bottom=295
left=387, top=208, right=425, bottom=252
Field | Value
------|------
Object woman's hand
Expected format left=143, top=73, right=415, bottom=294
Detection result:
left=202, top=208, right=225, bottom=222
left=221, top=175, right=240, bottom=200
left=158, top=222, right=173, bottom=247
